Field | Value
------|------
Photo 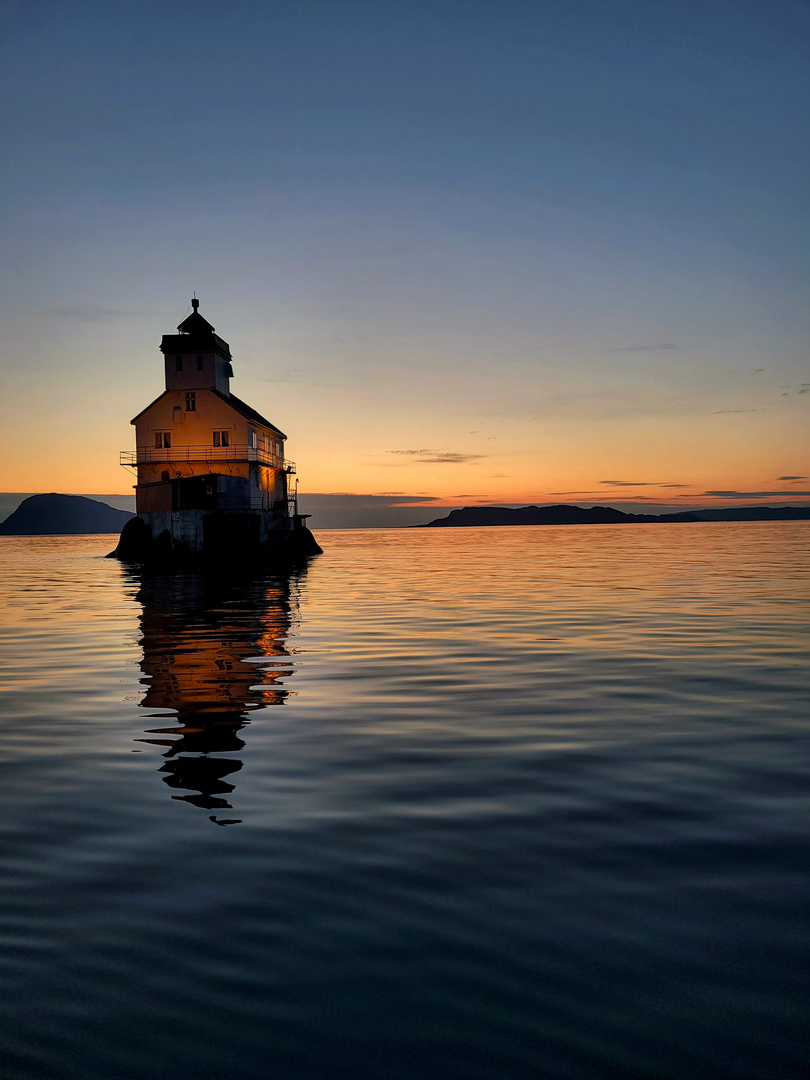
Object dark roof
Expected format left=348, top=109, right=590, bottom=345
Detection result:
left=177, top=298, right=215, bottom=335
left=212, top=390, right=286, bottom=438
left=160, top=332, right=232, bottom=358
left=130, top=389, right=286, bottom=438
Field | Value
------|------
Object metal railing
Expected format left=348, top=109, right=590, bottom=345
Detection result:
left=120, top=444, right=296, bottom=473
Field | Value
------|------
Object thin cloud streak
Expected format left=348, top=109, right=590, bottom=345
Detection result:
left=304, top=492, right=440, bottom=504
left=389, top=450, right=485, bottom=464
left=703, top=490, right=810, bottom=499
left=607, top=344, right=677, bottom=352
left=600, top=480, right=655, bottom=486
left=600, top=480, right=689, bottom=488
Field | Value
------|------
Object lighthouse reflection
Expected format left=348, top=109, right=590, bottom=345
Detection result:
left=133, top=569, right=303, bottom=824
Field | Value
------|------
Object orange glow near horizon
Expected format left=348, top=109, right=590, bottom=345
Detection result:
left=4, top=410, right=808, bottom=512
left=1, top=310, right=807, bottom=513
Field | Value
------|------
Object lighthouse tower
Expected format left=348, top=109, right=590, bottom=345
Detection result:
left=114, top=299, right=319, bottom=561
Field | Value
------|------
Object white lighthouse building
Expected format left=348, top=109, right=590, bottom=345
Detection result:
left=113, top=299, right=320, bottom=561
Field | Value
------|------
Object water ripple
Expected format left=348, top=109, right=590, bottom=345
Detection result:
left=0, top=523, right=808, bottom=1079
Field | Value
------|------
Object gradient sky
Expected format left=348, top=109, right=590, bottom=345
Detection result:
left=1, top=0, right=808, bottom=518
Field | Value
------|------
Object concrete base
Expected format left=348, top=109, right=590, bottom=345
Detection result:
left=108, top=510, right=322, bottom=565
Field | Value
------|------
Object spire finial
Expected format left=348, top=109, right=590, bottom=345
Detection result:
left=191, top=295, right=199, bottom=311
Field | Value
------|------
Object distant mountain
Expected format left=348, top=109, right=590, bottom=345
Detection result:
left=0, top=492, right=136, bottom=523
left=420, top=503, right=810, bottom=528
left=0, top=494, right=134, bottom=535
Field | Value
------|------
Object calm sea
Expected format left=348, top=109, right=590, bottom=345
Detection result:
left=0, top=524, right=808, bottom=1079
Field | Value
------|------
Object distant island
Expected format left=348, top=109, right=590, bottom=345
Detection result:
left=0, top=494, right=134, bottom=536
left=420, top=503, right=810, bottom=528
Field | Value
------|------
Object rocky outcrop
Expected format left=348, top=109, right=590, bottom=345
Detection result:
left=288, top=524, right=323, bottom=556
left=107, top=515, right=154, bottom=559
left=107, top=515, right=322, bottom=564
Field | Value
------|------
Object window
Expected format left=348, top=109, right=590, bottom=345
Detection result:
left=185, top=392, right=196, bottom=412
left=175, top=356, right=183, bottom=371
left=213, top=430, right=230, bottom=448
left=172, top=406, right=182, bottom=422
left=154, top=431, right=171, bottom=449
left=196, top=355, right=204, bottom=371
left=248, top=428, right=257, bottom=449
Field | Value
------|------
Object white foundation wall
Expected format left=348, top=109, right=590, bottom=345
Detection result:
left=140, top=509, right=295, bottom=556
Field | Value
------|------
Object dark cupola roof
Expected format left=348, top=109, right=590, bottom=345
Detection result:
left=161, top=297, right=232, bottom=361
left=177, top=297, right=215, bottom=335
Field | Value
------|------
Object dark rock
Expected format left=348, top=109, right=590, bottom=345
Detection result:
left=288, top=526, right=323, bottom=556
left=109, top=518, right=321, bottom=567
left=152, top=529, right=175, bottom=563
left=108, top=516, right=153, bottom=560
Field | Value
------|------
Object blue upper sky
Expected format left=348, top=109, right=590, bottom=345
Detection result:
left=1, top=0, right=808, bottom=517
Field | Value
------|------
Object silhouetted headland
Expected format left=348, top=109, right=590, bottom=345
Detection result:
left=420, top=503, right=810, bottom=528
left=0, top=493, right=134, bottom=535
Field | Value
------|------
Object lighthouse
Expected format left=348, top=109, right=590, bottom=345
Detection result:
left=112, top=299, right=321, bottom=562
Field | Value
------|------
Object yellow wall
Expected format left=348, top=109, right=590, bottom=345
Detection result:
left=136, top=389, right=250, bottom=455
left=133, top=389, right=288, bottom=509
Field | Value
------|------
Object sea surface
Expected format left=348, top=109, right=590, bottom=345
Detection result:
left=0, top=523, right=808, bottom=1080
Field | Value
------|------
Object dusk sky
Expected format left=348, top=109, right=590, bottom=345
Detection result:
left=1, top=0, right=808, bottom=520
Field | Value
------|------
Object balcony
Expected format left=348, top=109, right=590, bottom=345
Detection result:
left=120, top=444, right=296, bottom=473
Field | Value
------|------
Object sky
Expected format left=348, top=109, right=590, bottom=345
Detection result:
left=0, top=0, right=808, bottom=526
